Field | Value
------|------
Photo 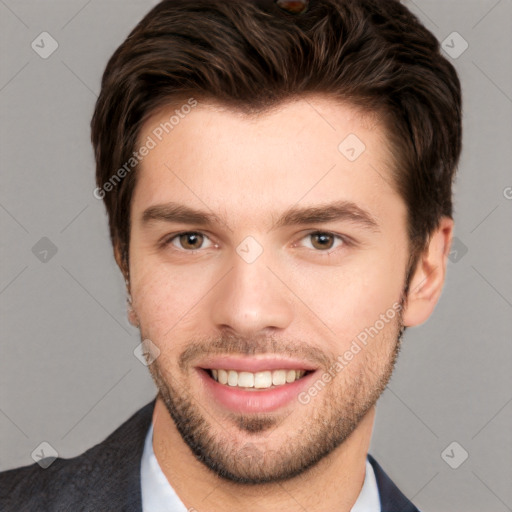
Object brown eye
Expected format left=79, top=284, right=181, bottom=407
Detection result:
left=310, top=232, right=335, bottom=250
left=176, top=232, right=205, bottom=250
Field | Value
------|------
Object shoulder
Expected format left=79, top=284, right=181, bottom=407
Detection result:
left=368, top=454, right=421, bottom=512
left=0, top=400, right=155, bottom=512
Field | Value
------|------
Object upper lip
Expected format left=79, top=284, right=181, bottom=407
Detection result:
left=196, top=356, right=319, bottom=373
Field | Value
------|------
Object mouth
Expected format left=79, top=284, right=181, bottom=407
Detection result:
left=195, top=358, right=319, bottom=413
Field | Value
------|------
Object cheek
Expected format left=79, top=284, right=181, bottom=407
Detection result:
left=295, top=251, right=406, bottom=345
left=130, top=258, right=215, bottom=343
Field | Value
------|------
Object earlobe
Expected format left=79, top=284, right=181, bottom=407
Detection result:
left=402, top=217, right=454, bottom=327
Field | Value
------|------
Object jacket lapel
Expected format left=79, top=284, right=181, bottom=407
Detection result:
left=368, top=454, right=420, bottom=512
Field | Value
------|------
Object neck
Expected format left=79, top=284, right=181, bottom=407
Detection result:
left=152, top=397, right=375, bottom=512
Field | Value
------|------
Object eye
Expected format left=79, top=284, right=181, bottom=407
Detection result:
left=167, top=232, right=213, bottom=251
left=300, top=231, right=345, bottom=251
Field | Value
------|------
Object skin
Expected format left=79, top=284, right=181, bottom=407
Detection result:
left=124, top=96, right=453, bottom=512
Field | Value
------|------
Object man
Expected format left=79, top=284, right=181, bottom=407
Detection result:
left=0, top=0, right=461, bottom=510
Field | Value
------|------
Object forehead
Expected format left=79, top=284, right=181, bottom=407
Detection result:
left=132, top=96, right=402, bottom=226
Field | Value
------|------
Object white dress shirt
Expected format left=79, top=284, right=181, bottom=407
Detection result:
left=141, top=423, right=381, bottom=511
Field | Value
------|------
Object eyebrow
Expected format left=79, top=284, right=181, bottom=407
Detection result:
left=142, top=203, right=222, bottom=226
left=273, top=200, right=380, bottom=231
left=141, top=200, right=379, bottom=232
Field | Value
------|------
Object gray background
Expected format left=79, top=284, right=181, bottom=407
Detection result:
left=0, top=0, right=511, bottom=510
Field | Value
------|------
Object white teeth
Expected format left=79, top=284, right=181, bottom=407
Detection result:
left=218, top=369, right=228, bottom=385
left=227, top=370, right=238, bottom=387
left=286, top=370, right=296, bottom=383
left=237, top=371, right=254, bottom=387
left=210, top=368, right=306, bottom=389
left=272, top=369, right=286, bottom=386
left=254, top=371, right=272, bottom=389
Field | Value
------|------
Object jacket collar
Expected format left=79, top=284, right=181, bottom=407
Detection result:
left=368, top=454, right=420, bottom=512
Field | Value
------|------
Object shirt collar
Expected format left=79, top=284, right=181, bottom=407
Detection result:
left=141, top=423, right=380, bottom=511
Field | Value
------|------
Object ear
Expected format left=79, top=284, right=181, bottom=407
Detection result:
left=402, top=217, right=454, bottom=327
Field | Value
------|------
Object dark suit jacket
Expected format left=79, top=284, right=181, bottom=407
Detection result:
left=0, top=400, right=419, bottom=511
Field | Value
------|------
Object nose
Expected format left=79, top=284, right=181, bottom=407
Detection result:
left=209, top=250, right=294, bottom=337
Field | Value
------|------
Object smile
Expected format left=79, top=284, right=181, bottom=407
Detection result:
left=197, top=362, right=317, bottom=413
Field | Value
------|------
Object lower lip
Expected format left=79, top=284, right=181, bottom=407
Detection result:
left=197, top=369, right=317, bottom=413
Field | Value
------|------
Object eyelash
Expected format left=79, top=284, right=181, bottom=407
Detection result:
left=161, top=231, right=350, bottom=254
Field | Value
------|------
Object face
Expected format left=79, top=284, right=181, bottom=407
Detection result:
left=128, top=97, right=410, bottom=483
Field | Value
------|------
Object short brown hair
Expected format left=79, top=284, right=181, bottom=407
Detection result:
left=91, top=0, right=462, bottom=278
